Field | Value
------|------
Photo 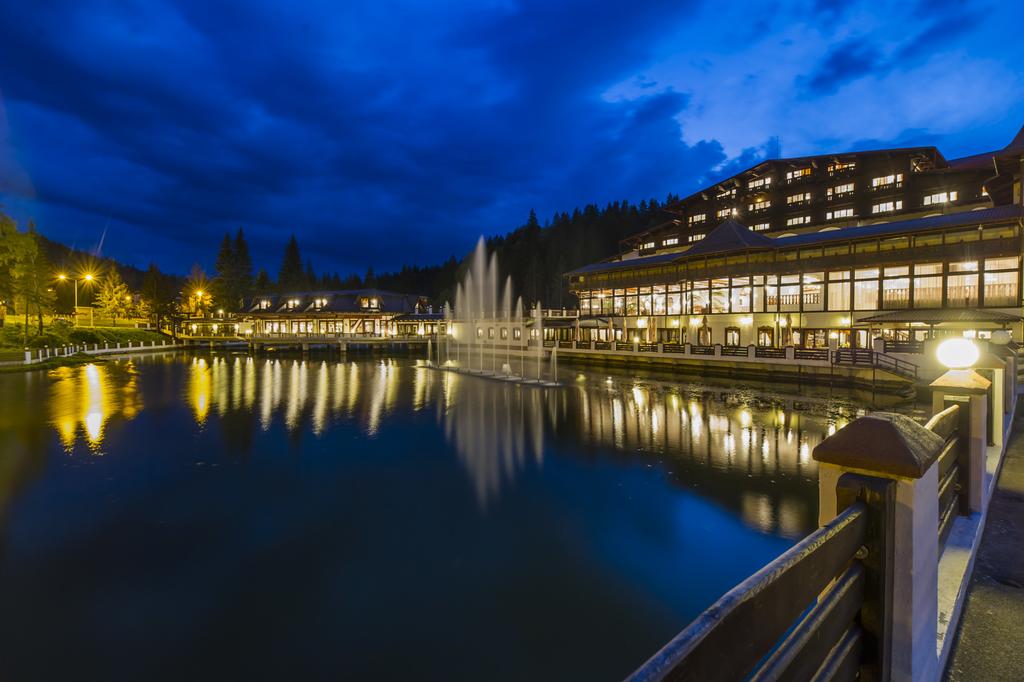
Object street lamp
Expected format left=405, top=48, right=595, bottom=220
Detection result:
left=57, top=272, right=96, bottom=313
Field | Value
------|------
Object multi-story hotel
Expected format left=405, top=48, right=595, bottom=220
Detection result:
left=567, top=125, right=1024, bottom=348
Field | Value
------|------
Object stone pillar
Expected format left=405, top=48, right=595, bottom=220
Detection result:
left=815, top=412, right=946, bottom=682
left=785, top=346, right=795, bottom=361
left=746, top=344, right=755, bottom=359
left=24, top=350, right=31, bottom=363
left=930, top=370, right=989, bottom=513
left=684, top=342, right=691, bottom=355
left=713, top=343, right=721, bottom=357
left=872, top=336, right=886, bottom=354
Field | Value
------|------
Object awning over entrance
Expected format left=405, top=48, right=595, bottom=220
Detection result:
left=854, top=309, right=1024, bottom=325
left=540, top=316, right=612, bottom=328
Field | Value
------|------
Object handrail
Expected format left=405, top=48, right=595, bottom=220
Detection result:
left=628, top=502, right=870, bottom=681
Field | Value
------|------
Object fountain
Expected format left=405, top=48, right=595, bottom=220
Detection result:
left=438, top=237, right=560, bottom=386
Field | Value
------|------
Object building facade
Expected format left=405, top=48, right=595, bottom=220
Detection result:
left=240, top=289, right=437, bottom=338
left=567, top=126, right=1024, bottom=348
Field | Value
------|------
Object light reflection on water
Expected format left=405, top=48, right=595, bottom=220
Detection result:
left=48, top=362, right=142, bottom=453
left=41, top=353, right=884, bottom=536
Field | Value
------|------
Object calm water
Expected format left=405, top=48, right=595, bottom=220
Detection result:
left=0, top=352, right=908, bottom=681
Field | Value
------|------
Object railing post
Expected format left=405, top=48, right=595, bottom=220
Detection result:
left=929, top=371, right=989, bottom=513
left=713, top=343, right=721, bottom=357
left=815, top=413, right=946, bottom=681
left=24, top=350, right=31, bottom=363
left=746, top=344, right=755, bottom=360
left=684, top=342, right=691, bottom=355
left=785, top=345, right=795, bottom=361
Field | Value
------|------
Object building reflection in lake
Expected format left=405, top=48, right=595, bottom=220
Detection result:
left=179, top=355, right=868, bottom=535
left=48, top=362, right=142, bottom=453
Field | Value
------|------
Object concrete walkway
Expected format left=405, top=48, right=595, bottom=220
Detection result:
left=944, top=412, right=1024, bottom=680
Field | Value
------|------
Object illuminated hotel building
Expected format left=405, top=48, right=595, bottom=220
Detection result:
left=242, top=289, right=441, bottom=337
left=567, top=125, right=1024, bottom=347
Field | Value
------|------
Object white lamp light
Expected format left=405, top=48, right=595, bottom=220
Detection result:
left=936, top=338, right=979, bottom=369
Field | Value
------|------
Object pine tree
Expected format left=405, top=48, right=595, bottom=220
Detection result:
left=254, top=269, right=270, bottom=293
left=304, top=260, right=316, bottom=289
left=213, top=232, right=236, bottom=307
left=234, top=228, right=253, bottom=303
left=278, top=235, right=304, bottom=292
left=364, top=266, right=377, bottom=288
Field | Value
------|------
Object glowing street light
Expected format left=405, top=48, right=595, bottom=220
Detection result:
left=56, top=272, right=97, bottom=315
left=936, top=338, right=980, bottom=369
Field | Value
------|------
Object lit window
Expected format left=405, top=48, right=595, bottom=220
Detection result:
left=826, top=207, right=854, bottom=220
left=513, top=328, right=522, bottom=340
left=786, top=215, right=811, bottom=226
left=786, top=192, right=811, bottom=204
left=748, top=199, right=772, bottom=212
left=717, top=207, right=737, bottom=218
left=871, top=200, right=903, bottom=214
left=642, top=241, right=655, bottom=250
left=751, top=222, right=770, bottom=231
left=827, top=161, right=856, bottom=175
left=748, top=176, right=772, bottom=190
left=871, top=173, right=904, bottom=188
left=786, top=168, right=812, bottom=182
left=826, top=183, right=854, bottom=198
left=688, top=233, right=705, bottom=243
left=689, top=213, right=706, bottom=224
left=663, top=237, right=679, bottom=246
left=923, top=190, right=958, bottom=206
left=981, top=187, right=989, bottom=197
left=716, top=187, right=737, bottom=199
left=259, top=299, right=271, bottom=310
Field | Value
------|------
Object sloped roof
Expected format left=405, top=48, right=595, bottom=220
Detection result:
left=682, top=218, right=777, bottom=256
left=855, top=309, right=1024, bottom=324
left=246, top=289, right=427, bottom=314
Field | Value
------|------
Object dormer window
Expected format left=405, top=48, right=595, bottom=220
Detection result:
left=313, top=297, right=328, bottom=309
left=258, top=299, right=271, bottom=310
left=360, top=297, right=379, bottom=309
left=287, top=298, right=300, bottom=309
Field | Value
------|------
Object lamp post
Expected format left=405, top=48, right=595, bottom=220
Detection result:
left=57, top=272, right=96, bottom=325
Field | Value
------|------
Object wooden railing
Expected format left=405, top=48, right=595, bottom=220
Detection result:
left=795, top=348, right=830, bottom=361
left=689, top=345, right=715, bottom=355
left=719, top=346, right=748, bottom=357
left=628, top=483, right=893, bottom=681
left=926, top=404, right=969, bottom=549
left=754, top=346, right=787, bottom=359
left=883, top=340, right=924, bottom=354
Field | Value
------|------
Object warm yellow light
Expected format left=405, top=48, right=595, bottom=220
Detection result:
left=83, top=273, right=94, bottom=282
left=829, top=331, right=839, bottom=339
left=632, top=335, right=640, bottom=343
left=739, top=316, right=753, bottom=326
left=936, top=338, right=979, bottom=369
left=778, top=318, right=788, bottom=327
left=195, top=290, right=204, bottom=298
left=637, top=318, right=647, bottom=328
left=58, top=273, right=67, bottom=281
left=689, top=316, right=701, bottom=326
left=840, top=316, right=851, bottom=326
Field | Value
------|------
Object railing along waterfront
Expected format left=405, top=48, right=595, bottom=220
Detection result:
left=630, top=401, right=982, bottom=681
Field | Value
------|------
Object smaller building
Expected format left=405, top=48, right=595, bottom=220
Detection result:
left=242, top=289, right=434, bottom=338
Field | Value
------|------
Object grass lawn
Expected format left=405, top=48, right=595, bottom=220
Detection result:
left=0, top=321, right=168, bottom=351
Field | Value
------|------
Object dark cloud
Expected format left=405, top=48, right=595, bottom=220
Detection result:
left=0, top=0, right=716, bottom=275
left=803, top=39, right=881, bottom=95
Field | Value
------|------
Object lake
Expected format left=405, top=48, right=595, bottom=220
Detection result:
left=0, top=352, right=914, bottom=681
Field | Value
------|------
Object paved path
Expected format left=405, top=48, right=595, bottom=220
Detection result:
left=944, top=412, right=1024, bottom=680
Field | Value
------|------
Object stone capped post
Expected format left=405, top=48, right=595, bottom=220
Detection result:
left=814, top=412, right=945, bottom=682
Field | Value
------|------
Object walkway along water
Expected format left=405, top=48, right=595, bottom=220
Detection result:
left=626, top=343, right=1019, bottom=680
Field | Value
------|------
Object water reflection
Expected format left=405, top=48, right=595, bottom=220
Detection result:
left=48, top=362, right=142, bottom=453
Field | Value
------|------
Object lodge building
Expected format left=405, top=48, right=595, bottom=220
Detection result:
left=240, top=289, right=443, bottom=338
left=566, top=125, right=1024, bottom=348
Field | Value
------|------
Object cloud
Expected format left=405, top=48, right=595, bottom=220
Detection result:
left=803, top=39, right=880, bottom=95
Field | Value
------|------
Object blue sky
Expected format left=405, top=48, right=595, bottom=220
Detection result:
left=0, top=0, right=1021, bottom=276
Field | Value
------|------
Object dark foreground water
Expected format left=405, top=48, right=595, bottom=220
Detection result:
left=0, top=352, right=911, bottom=681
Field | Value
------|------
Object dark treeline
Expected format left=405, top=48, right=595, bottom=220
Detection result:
left=257, top=196, right=675, bottom=308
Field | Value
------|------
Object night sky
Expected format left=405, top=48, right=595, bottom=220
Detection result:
left=0, top=0, right=1021, bottom=276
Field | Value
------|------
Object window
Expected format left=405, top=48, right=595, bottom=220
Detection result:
left=663, top=237, right=679, bottom=246
left=258, top=299, right=271, bottom=310
left=748, top=199, right=771, bottom=212
left=689, top=213, right=706, bottom=224
left=716, top=187, right=737, bottom=199
left=882, top=266, right=910, bottom=309
left=779, top=274, right=800, bottom=312
left=871, top=200, right=903, bottom=214
left=984, top=257, right=1019, bottom=307
left=827, top=270, right=851, bottom=310
left=786, top=168, right=812, bottom=182
left=487, top=327, right=495, bottom=339
left=751, top=222, right=770, bottom=231
left=313, top=297, right=328, bottom=309
left=688, top=233, right=705, bottom=243
left=642, top=241, right=655, bottom=250
left=913, top=263, right=943, bottom=308
left=923, top=190, right=958, bottom=206
left=826, top=183, right=854, bottom=199
left=826, top=207, right=854, bottom=220
left=871, top=173, right=903, bottom=188
left=711, top=278, right=729, bottom=314
left=725, top=327, right=741, bottom=346
left=717, top=207, right=736, bottom=218
left=786, top=215, right=811, bottom=226
left=748, top=176, right=772, bottom=190
left=513, top=328, right=521, bottom=340
left=787, top=192, right=812, bottom=205
left=854, top=268, right=879, bottom=310
left=827, top=161, right=856, bottom=175
left=803, top=272, right=824, bottom=311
